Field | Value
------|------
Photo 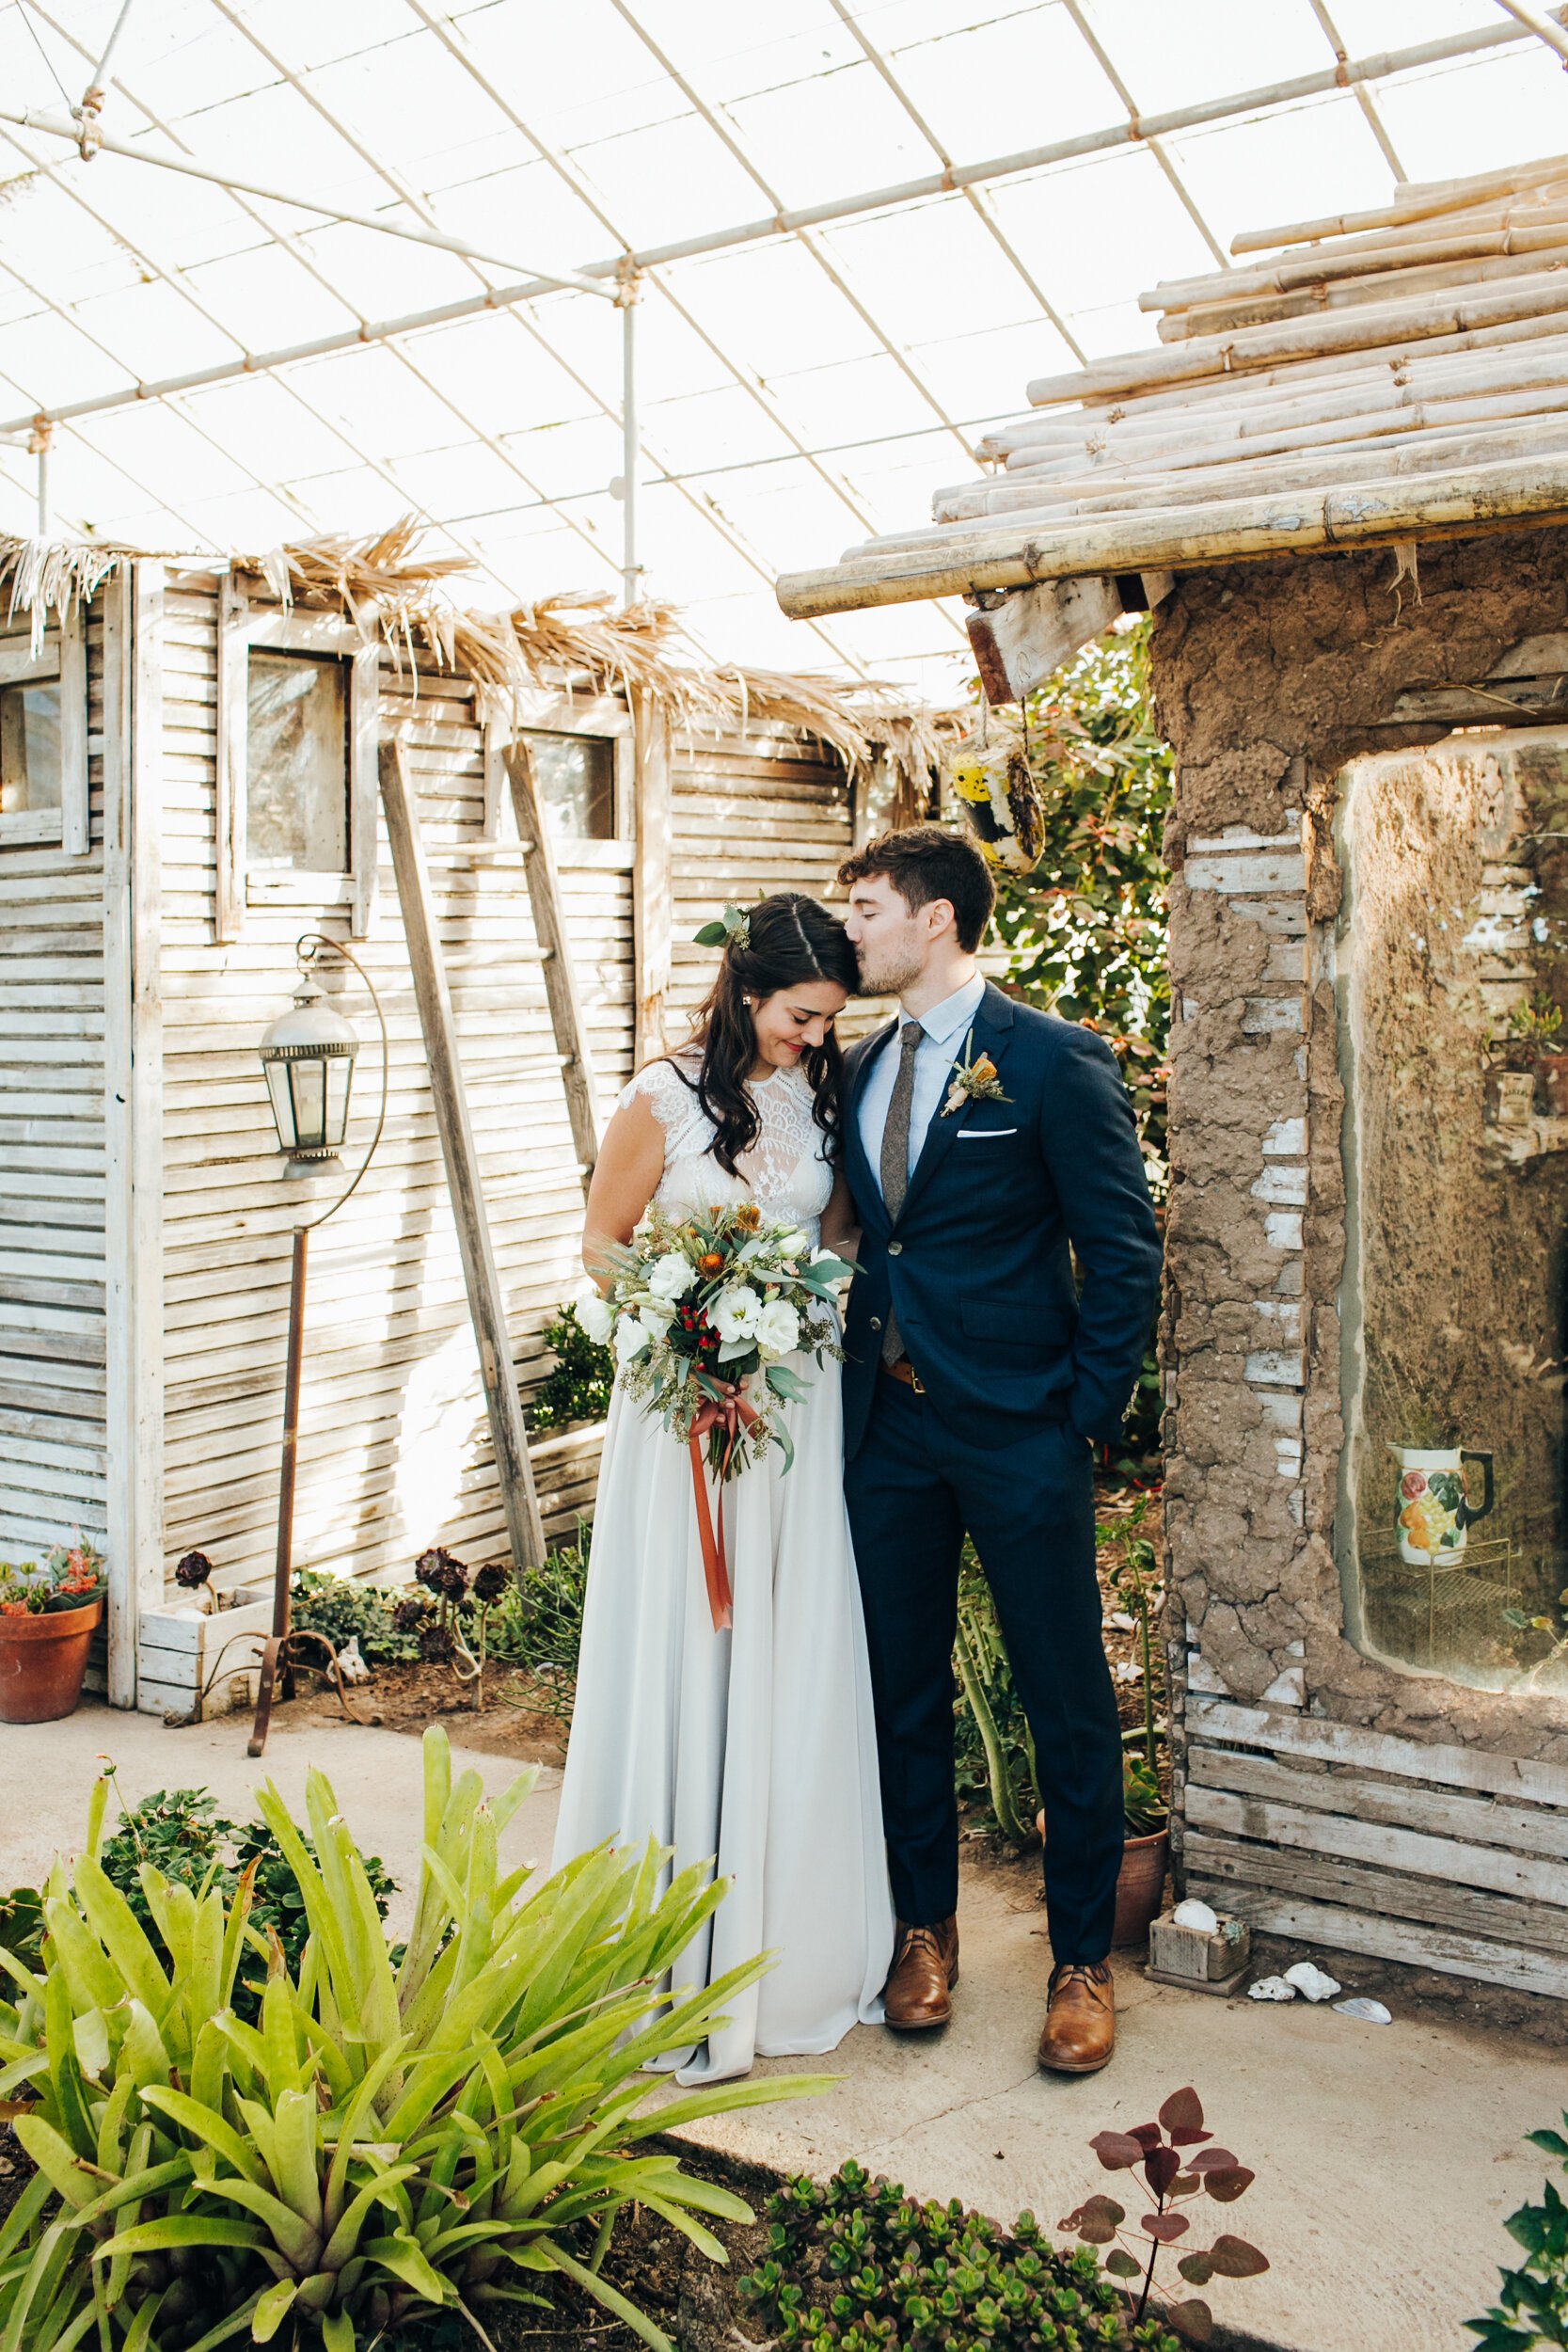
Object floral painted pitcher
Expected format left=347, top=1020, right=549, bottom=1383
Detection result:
left=1389, top=1444, right=1496, bottom=1565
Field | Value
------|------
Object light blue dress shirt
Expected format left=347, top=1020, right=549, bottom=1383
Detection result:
left=856, top=969, right=989, bottom=1197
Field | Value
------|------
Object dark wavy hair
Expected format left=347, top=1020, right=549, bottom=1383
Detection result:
left=673, top=892, right=859, bottom=1178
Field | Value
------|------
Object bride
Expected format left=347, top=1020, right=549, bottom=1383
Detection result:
left=551, top=891, right=894, bottom=2083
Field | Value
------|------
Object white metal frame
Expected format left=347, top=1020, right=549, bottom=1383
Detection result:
left=215, top=596, right=380, bottom=942
left=0, top=608, right=87, bottom=852
left=0, top=2, right=1555, bottom=660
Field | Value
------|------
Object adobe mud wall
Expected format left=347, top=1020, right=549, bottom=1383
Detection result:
left=1148, top=525, right=1568, bottom=1994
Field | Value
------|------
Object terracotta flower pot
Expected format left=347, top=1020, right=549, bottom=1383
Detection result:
left=1036, top=1809, right=1171, bottom=1949
left=1112, top=1829, right=1170, bottom=1947
left=0, top=1598, right=103, bottom=1724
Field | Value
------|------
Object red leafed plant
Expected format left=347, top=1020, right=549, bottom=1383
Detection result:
left=1059, top=2086, right=1268, bottom=2344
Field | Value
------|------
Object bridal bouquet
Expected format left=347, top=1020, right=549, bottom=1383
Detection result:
left=578, top=1204, right=852, bottom=1628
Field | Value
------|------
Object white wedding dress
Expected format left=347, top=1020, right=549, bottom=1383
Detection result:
left=551, top=1056, right=895, bottom=2083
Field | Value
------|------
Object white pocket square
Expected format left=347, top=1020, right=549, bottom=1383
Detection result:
left=957, top=1126, right=1018, bottom=1138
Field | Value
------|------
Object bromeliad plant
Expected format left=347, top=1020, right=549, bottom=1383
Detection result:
left=0, top=1729, right=827, bottom=2352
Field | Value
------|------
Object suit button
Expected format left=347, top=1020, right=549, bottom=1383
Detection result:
left=888, top=1240, right=903, bottom=1256
left=869, top=1316, right=882, bottom=1332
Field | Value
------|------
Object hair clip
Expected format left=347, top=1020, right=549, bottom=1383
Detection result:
left=692, top=903, right=752, bottom=951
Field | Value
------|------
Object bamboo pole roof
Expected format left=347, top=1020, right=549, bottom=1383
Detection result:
left=776, top=153, right=1568, bottom=621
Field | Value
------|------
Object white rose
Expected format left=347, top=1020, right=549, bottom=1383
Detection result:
left=754, top=1299, right=800, bottom=1356
left=577, top=1285, right=614, bottom=1344
left=614, top=1311, right=657, bottom=1365
left=710, top=1284, right=761, bottom=1344
left=646, top=1251, right=696, bottom=1303
left=773, top=1228, right=810, bottom=1258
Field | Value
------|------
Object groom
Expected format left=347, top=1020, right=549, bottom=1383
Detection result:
left=837, top=826, right=1162, bottom=2074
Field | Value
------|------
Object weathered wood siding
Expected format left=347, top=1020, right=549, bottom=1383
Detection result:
left=157, top=579, right=618, bottom=1599
left=667, top=722, right=855, bottom=1037
left=1180, top=1694, right=1568, bottom=1999
left=153, top=583, right=860, bottom=1609
left=0, top=602, right=108, bottom=1565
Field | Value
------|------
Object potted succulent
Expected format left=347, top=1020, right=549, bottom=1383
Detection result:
left=0, top=1539, right=108, bottom=1723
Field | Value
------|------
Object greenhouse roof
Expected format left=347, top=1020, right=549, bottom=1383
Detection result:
left=1, top=0, right=1564, bottom=701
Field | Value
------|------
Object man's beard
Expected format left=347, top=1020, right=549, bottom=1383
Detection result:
left=855, top=939, right=925, bottom=996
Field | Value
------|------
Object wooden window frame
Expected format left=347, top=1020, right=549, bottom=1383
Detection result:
left=0, top=608, right=88, bottom=853
left=216, top=592, right=379, bottom=940
left=482, top=691, right=635, bottom=873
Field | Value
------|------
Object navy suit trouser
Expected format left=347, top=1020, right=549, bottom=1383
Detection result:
left=845, top=1374, right=1124, bottom=1964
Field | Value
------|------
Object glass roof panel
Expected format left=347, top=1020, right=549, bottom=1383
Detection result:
left=0, top=0, right=1542, bottom=700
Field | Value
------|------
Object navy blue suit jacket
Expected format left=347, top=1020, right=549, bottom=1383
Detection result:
left=839, top=982, right=1162, bottom=1458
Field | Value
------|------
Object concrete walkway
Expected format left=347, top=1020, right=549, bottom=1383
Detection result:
left=2, top=1702, right=1557, bottom=2352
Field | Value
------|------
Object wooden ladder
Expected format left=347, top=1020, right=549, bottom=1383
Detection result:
left=378, top=736, right=600, bottom=1572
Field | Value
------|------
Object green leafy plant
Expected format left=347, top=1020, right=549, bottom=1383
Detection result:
left=0, top=1540, right=107, bottom=1618
left=36, top=1778, right=396, bottom=2026
left=1509, top=993, right=1566, bottom=1047
left=990, top=625, right=1170, bottom=1475
left=289, top=1569, right=423, bottom=1667
left=483, top=1533, right=591, bottom=1720
left=1469, top=2113, right=1568, bottom=2348
left=1113, top=1536, right=1168, bottom=1837
left=528, top=1304, right=614, bottom=1434
left=1060, top=2087, right=1268, bottom=2344
left=0, top=1730, right=823, bottom=2352
left=738, top=2158, right=1180, bottom=2351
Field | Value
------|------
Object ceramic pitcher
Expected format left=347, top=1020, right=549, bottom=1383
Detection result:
left=1388, top=1444, right=1496, bottom=1565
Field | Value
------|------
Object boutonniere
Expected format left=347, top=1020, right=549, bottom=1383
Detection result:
left=942, top=1028, right=1009, bottom=1117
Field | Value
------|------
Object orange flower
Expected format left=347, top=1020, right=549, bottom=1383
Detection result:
left=699, top=1251, right=724, bottom=1275
left=972, top=1055, right=998, bottom=1085
left=733, top=1204, right=761, bottom=1232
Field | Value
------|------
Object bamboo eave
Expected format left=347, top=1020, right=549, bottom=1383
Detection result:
left=776, top=154, right=1568, bottom=624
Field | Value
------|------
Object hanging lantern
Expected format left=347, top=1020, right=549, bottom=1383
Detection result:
left=947, top=726, right=1047, bottom=876
left=259, top=972, right=358, bottom=1173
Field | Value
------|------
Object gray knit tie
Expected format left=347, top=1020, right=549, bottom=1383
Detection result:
left=879, top=1019, right=922, bottom=1367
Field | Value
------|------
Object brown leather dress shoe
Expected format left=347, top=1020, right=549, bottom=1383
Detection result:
left=1037, top=1960, right=1116, bottom=2074
left=883, top=1915, right=958, bottom=2030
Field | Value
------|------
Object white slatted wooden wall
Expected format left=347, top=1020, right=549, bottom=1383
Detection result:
left=141, top=579, right=860, bottom=1606
left=0, top=602, right=109, bottom=1565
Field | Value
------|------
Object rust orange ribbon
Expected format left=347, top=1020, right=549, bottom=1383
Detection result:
left=687, top=1379, right=760, bottom=1632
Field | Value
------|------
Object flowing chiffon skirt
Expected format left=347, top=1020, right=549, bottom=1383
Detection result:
left=551, top=1360, right=895, bottom=2084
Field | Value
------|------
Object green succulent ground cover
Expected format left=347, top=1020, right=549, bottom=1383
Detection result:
left=738, top=2162, right=1180, bottom=2352
left=0, top=1730, right=827, bottom=2352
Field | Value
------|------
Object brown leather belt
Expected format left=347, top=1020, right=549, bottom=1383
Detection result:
left=881, top=1358, right=926, bottom=1393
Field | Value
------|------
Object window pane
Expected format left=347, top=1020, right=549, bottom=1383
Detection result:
left=521, top=730, right=615, bottom=840
left=1338, top=736, right=1568, bottom=1693
left=247, top=652, right=349, bottom=872
left=0, top=682, right=62, bottom=816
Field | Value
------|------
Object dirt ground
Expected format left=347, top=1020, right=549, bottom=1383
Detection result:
left=272, top=1659, right=569, bottom=1769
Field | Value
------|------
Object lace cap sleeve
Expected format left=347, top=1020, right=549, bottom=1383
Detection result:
left=617, top=1057, right=702, bottom=1136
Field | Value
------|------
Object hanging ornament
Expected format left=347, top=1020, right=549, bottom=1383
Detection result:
left=945, top=721, right=1046, bottom=875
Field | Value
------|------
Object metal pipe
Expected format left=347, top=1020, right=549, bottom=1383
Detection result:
left=80, top=0, right=139, bottom=126
left=0, top=105, right=615, bottom=296
left=247, top=1222, right=308, bottom=1756
left=36, top=441, right=48, bottom=536
left=0, top=10, right=1551, bottom=447
left=621, top=278, right=639, bottom=606
left=1492, top=0, right=1568, bottom=62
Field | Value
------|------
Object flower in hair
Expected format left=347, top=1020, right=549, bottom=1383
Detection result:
left=693, top=903, right=752, bottom=951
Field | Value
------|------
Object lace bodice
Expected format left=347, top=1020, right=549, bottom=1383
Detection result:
left=619, top=1056, right=832, bottom=1244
